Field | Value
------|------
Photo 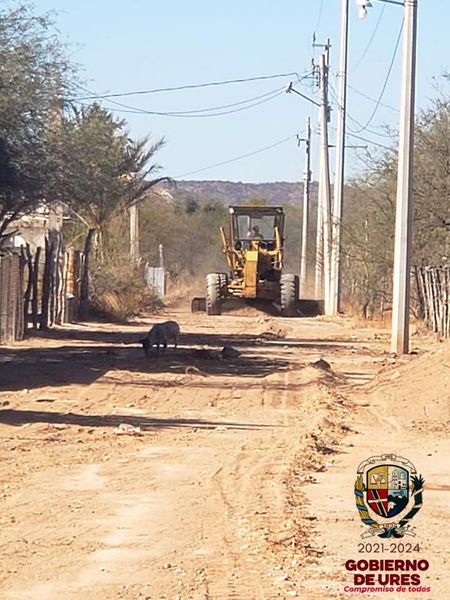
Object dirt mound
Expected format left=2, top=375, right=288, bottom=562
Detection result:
left=363, top=341, right=450, bottom=436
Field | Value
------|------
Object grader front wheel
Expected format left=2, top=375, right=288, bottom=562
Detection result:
left=206, top=273, right=222, bottom=315
left=280, top=273, right=298, bottom=317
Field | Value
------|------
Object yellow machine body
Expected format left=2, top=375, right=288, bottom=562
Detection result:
left=220, top=206, right=285, bottom=301
left=201, top=205, right=300, bottom=316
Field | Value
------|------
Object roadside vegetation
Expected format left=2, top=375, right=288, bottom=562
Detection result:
left=343, top=91, right=450, bottom=317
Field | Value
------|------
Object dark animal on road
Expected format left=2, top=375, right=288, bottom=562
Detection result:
left=140, top=321, right=180, bottom=357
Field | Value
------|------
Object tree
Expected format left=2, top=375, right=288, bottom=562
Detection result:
left=58, top=104, right=168, bottom=255
left=0, top=4, right=75, bottom=242
left=342, top=86, right=450, bottom=316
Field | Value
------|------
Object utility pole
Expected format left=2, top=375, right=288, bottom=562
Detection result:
left=330, top=0, right=349, bottom=316
left=391, top=0, right=418, bottom=354
left=318, top=50, right=333, bottom=314
left=300, top=118, right=311, bottom=297
left=129, top=204, right=140, bottom=263
left=315, top=157, right=324, bottom=299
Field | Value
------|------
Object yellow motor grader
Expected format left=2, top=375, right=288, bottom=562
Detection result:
left=198, top=205, right=299, bottom=316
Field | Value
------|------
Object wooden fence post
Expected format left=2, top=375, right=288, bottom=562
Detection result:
left=40, top=237, right=54, bottom=330
left=78, top=228, right=95, bottom=320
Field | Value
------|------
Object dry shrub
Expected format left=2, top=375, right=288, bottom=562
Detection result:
left=90, top=258, right=163, bottom=321
left=164, top=273, right=205, bottom=307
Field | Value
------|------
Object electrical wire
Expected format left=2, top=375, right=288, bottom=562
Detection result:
left=71, top=70, right=314, bottom=118
left=347, top=114, right=394, bottom=139
left=346, top=131, right=393, bottom=151
left=351, top=18, right=404, bottom=134
left=90, top=90, right=285, bottom=118
left=328, top=82, right=394, bottom=139
left=174, top=134, right=296, bottom=179
left=350, top=3, right=386, bottom=74
left=73, top=82, right=285, bottom=118
left=72, top=71, right=303, bottom=101
left=326, top=122, right=393, bottom=151
left=314, top=0, right=324, bottom=35
left=347, top=83, right=399, bottom=113
left=155, top=87, right=282, bottom=114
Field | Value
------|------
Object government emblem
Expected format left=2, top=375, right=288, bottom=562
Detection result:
left=354, top=454, right=424, bottom=538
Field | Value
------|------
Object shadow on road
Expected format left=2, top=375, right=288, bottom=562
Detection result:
left=0, top=344, right=290, bottom=391
left=0, top=323, right=373, bottom=392
left=0, top=408, right=277, bottom=432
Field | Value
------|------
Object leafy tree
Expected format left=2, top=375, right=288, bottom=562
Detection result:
left=0, top=4, right=75, bottom=241
left=342, top=87, right=450, bottom=315
left=58, top=104, right=168, bottom=255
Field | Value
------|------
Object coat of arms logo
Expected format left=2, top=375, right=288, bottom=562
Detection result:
left=354, top=454, right=424, bottom=538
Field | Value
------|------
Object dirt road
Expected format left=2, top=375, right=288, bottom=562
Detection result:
left=0, top=310, right=447, bottom=599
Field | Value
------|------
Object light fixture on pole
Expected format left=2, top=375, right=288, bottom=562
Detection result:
left=356, top=0, right=373, bottom=19
left=355, top=0, right=418, bottom=354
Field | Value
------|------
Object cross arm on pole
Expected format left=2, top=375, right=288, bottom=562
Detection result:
left=285, top=82, right=320, bottom=107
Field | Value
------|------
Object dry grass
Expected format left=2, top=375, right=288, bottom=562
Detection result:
left=90, top=258, right=163, bottom=321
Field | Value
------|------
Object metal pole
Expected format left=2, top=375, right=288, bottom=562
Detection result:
left=391, top=0, right=418, bottom=354
left=330, top=0, right=349, bottom=316
left=300, top=117, right=311, bottom=297
left=318, top=52, right=332, bottom=314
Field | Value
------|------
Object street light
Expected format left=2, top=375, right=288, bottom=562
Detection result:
left=355, top=0, right=418, bottom=354
left=356, top=0, right=373, bottom=20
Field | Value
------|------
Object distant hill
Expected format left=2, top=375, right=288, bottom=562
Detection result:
left=171, top=180, right=319, bottom=206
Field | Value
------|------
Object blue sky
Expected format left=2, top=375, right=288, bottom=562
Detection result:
left=25, top=1, right=450, bottom=182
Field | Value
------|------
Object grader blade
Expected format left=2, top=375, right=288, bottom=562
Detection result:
left=191, top=297, right=206, bottom=312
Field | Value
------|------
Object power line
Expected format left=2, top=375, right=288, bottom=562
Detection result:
left=314, top=0, right=325, bottom=34
left=157, top=87, right=282, bottom=114
left=100, top=91, right=284, bottom=118
left=328, top=82, right=394, bottom=138
left=350, top=3, right=386, bottom=74
left=175, top=134, right=297, bottom=179
left=351, top=19, right=404, bottom=134
left=347, top=115, right=394, bottom=139
left=346, top=130, right=393, bottom=151
left=326, top=122, right=393, bottom=151
left=347, top=83, right=399, bottom=113
left=73, top=83, right=284, bottom=118
left=72, top=71, right=304, bottom=101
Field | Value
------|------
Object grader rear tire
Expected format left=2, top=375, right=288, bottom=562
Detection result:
left=206, top=273, right=222, bottom=315
left=280, top=273, right=298, bottom=317
left=218, top=273, right=228, bottom=293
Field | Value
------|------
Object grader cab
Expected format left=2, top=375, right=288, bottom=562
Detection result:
left=203, top=206, right=299, bottom=316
